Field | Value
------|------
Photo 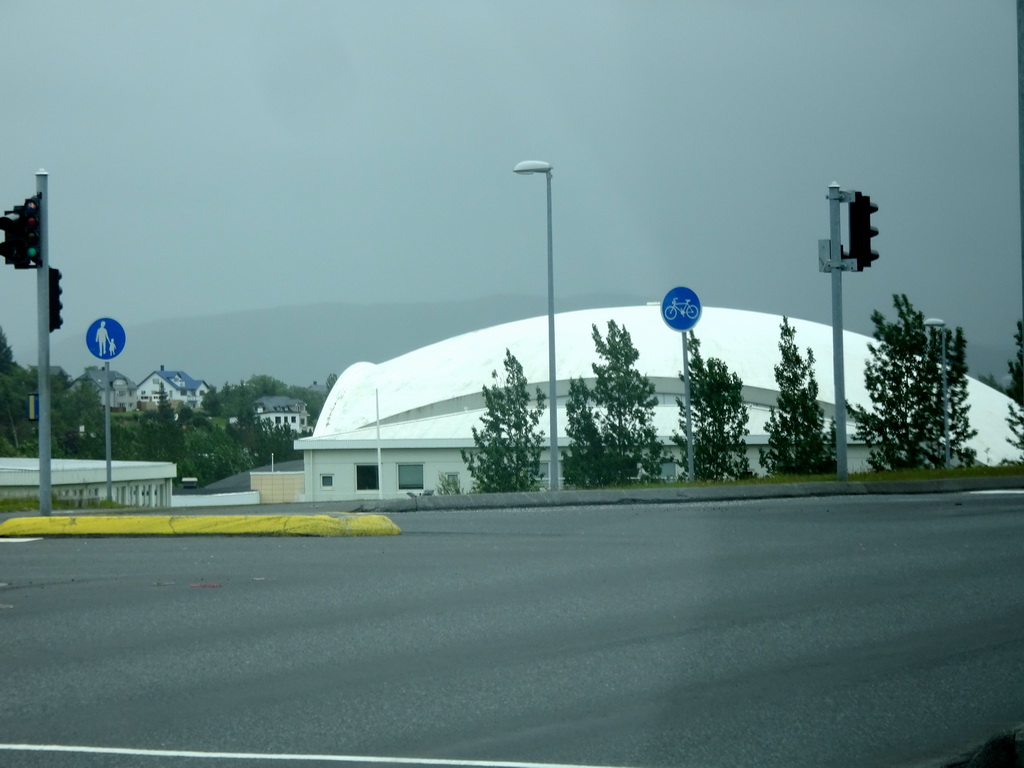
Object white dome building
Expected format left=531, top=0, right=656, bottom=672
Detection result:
left=296, top=305, right=1018, bottom=501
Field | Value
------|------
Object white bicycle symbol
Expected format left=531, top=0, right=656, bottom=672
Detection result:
left=664, top=297, right=699, bottom=321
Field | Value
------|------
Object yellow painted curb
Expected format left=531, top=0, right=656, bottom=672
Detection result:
left=0, top=514, right=400, bottom=537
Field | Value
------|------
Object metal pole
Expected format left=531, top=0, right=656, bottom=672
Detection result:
left=105, top=362, right=112, bottom=501
left=682, top=331, right=694, bottom=482
left=828, top=182, right=849, bottom=481
left=375, top=389, right=383, bottom=500
left=35, top=169, right=52, bottom=515
left=941, top=330, right=950, bottom=469
left=545, top=170, right=559, bottom=491
left=1018, top=0, right=1024, bottom=411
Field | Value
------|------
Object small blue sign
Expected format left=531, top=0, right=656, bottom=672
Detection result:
left=661, top=287, right=702, bottom=332
left=86, top=317, right=126, bottom=360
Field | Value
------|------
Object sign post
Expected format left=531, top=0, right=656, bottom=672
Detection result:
left=661, top=287, right=702, bottom=482
left=86, top=317, right=126, bottom=502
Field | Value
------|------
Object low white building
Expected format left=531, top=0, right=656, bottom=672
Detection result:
left=0, top=458, right=176, bottom=508
left=296, top=305, right=1019, bottom=502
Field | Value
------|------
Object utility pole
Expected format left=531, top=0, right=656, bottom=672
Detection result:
left=820, top=183, right=879, bottom=481
left=36, top=170, right=51, bottom=515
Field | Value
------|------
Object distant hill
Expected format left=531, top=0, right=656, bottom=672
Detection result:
left=49, top=292, right=1015, bottom=392
left=50, top=292, right=651, bottom=388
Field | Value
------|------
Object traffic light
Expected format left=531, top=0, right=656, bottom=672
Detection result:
left=848, top=191, right=879, bottom=271
left=1, top=201, right=29, bottom=267
left=23, top=195, right=42, bottom=268
left=48, top=267, right=63, bottom=332
left=0, top=194, right=42, bottom=269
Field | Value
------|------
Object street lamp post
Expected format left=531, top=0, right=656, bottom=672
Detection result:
left=924, top=318, right=951, bottom=469
left=514, top=160, right=559, bottom=490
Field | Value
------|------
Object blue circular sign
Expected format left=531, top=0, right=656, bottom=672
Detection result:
left=661, top=287, right=702, bottom=332
left=86, top=317, right=126, bottom=360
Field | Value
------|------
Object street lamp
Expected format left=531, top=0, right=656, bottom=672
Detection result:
left=514, top=160, right=559, bottom=490
left=924, top=318, right=951, bottom=469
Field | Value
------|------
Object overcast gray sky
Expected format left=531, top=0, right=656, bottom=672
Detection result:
left=1, top=1, right=1020, bottom=385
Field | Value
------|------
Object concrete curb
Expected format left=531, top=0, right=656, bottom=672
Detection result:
left=0, top=514, right=401, bottom=537
left=348, top=475, right=1024, bottom=514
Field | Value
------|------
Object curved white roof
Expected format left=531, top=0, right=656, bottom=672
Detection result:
left=307, top=305, right=1017, bottom=464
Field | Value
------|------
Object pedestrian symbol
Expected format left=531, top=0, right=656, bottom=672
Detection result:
left=86, top=317, right=126, bottom=360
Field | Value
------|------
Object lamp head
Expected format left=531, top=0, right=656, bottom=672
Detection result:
left=514, top=160, right=552, bottom=175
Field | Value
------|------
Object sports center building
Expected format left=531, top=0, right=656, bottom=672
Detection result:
left=296, top=305, right=1018, bottom=502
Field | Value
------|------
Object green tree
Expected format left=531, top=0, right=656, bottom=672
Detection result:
left=673, top=333, right=750, bottom=480
left=563, top=321, right=664, bottom=487
left=849, top=294, right=976, bottom=470
left=51, top=373, right=105, bottom=459
left=228, top=418, right=299, bottom=468
left=759, top=317, right=835, bottom=475
left=0, top=358, right=34, bottom=455
left=178, top=423, right=251, bottom=486
left=203, top=375, right=323, bottom=424
left=1008, top=320, right=1023, bottom=405
left=462, top=349, right=547, bottom=493
left=129, top=385, right=186, bottom=464
left=1005, top=320, right=1024, bottom=459
left=562, top=377, right=606, bottom=488
left=0, top=326, right=14, bottom=376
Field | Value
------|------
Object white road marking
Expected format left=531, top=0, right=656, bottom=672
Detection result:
left=969, top=490, right=1024, bottom=494
left=0, top=537, right=42, bottom=543
left=0, top=744, right=634, bottom=768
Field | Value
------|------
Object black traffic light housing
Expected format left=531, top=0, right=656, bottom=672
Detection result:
left=848, top=191, right=879, bottom=271
left=0, top=194, right=42, bottom=269
left=48, top=267, right=63, bottom=332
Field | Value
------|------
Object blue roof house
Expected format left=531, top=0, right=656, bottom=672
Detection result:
left=136, top=365, right=210, bottom=411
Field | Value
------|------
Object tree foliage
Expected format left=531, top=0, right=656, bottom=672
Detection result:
left=759, top=317, right=835, bottom=475
left=461, top=349, right=547, bottom=493
left=563, top=377, right=606, bottom=488
left=849, top=294, right=976, bottom=470
left=673, top=333, right=750, bottom=480
left=0, top=327, right=14, bottom=376
left=0, top=324, right=308, bottom=486
left=1006, top=320, right=1024, bottom=460
left=202, top=374, right=325, bottom=424
left=563, top=321, right=664, bottom=488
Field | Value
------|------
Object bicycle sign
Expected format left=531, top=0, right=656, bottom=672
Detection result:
left=661, top=287, right=702, bottom=332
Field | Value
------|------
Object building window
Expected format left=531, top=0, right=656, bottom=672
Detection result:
left=320, top=474, right=333, bottom=488
left=356, top=464, right=379, bottom=491
left=397, top=464, right=424, bottom=490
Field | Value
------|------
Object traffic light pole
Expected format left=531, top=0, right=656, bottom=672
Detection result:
left=35, top=169, right=51, bottom=515
left=828, top=183, right=849, bottom=481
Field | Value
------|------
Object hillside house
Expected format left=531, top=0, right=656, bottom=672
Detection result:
left=255, top=396, right=310, bottom=434
left=136, top=366, right=209, bottom=410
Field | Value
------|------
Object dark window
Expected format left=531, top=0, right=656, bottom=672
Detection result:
left=356, top=464, right=379, bottom=491
left=398, top=464, right=424, bottom=490
left=320, top=474, right=333, bottom=488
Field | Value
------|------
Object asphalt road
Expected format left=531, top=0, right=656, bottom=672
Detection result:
left=1, top=492, right=1022, bottom=768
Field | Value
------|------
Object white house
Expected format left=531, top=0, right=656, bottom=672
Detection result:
left=295, top=305, right=1019, bottom=502
left=255, top=396, right=310, bottom=434
left=73, top=368, right=138, bottom=412
left=136, top=366, right=210, bottom=410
